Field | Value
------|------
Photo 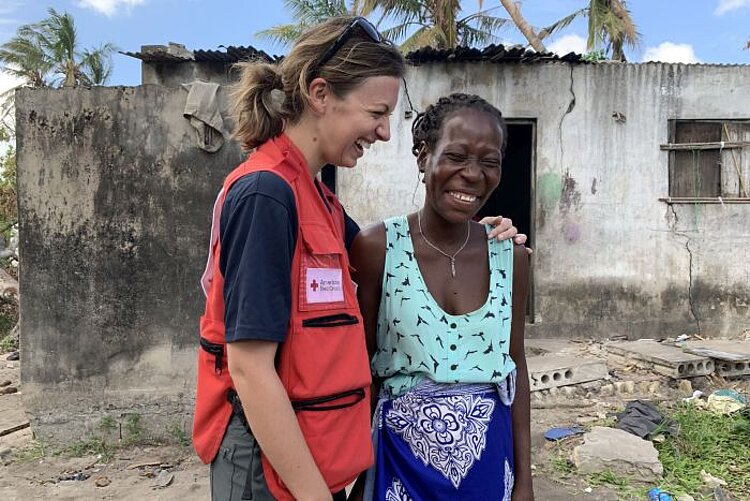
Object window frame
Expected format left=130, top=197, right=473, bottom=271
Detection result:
left=660, top=119, right=750, bottom=204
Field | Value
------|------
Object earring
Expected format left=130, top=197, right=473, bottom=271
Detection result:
left=411, top=169, right=423, bottom=206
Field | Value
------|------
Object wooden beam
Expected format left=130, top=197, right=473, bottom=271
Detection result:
left=660, top=141, right=750, bottom=151
left=659, top=197, right=750, bottom=204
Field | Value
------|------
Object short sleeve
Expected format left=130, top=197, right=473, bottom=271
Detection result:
left=343, top=209, right=361, bottom=252
left=219, top=172, right=298, bottom=343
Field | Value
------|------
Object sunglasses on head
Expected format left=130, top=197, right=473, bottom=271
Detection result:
left=313, top=17, right=387, bottom=73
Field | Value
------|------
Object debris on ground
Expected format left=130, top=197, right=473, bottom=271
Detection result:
left=648, top=487, right=674, bottom=500
left=152, top=469, right=175, bottom=489
left=2, top=336, right=748, bottom=500
left=705, top=389, right=747, bottom=415
left=572, top=426, right=663, bottom=482
left=543, top=426, right=585, bottom=441
left=58, top=471, right=91, bottom=482
left=614, top=400, right=679, bottom=440
left=700, top=469, right=728, bottom=489
left=94, top=475, right=111, bottom=487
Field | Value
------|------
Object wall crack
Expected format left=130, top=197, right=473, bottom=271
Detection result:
left=668, top=204, right=701, bottom=334
left=558, top=65, right=576, bottom=171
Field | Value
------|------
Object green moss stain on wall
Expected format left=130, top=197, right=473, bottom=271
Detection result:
left=538, top=173, right=562, bottom=209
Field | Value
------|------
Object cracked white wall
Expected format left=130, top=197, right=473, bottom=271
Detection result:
left=337, top=62, right=750, bottom=339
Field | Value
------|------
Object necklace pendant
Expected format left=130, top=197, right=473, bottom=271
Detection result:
left=450, top=258, right=456, bottom=278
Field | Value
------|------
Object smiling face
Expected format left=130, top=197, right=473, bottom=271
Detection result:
left=317, top=75, right=401, bottom=168
left=419, top=108, right=505, bottom=223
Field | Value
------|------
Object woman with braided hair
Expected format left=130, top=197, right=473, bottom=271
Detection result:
left=351, top=93, right=533, bottom=500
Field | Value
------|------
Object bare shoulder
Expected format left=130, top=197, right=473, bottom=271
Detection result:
left=350, top=222, right=387, bottom=279
left=353, top=221, right=386, bottom=250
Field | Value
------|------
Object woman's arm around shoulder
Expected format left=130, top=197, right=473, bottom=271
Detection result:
left=510, top=244, right=534, bottom=500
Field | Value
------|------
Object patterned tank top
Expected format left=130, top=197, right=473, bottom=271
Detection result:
left=372, top=215, right=516, bottom=397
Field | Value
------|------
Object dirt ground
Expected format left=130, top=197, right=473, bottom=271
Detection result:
left=0, top=354, right=628, bottom=501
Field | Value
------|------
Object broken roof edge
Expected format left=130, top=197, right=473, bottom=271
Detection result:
left=121, top=42, right=585, bottom=65
left=120, top=42, right=280, bottom=64
left=404, top=44, right=588, bottom=64
left=120, top=42, right=750, bottom=67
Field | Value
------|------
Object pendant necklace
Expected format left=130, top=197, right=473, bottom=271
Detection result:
left=417, top=211, right=471, bottom=278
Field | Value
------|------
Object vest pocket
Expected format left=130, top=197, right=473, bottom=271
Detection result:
left=289, top=389, right=373, bottom=491
left=298, top=222, right=349, bottom=312
left=291, top=387, right=366, bottom=411
left=301, top=313, right=359, bottom=328
left=200, top=337, right=225, bottom=375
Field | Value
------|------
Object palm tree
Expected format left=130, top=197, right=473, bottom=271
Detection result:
left=0, top=25, right=53, bottom=88
left=373, top=0, right=508, bottom=51
left=0, top=8, right=117, bottom=89
left=256, top=0, right=508, bottom=51
left=256, top=0, right=353, bottom=47
left=586, top=0, right=639, bottom=61
left=498, top=0, right=639, bottom=60
left=80, top=45, right=117, bottom=85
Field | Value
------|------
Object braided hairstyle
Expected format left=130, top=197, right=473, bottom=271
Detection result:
left=411, top=93, right=508, bottom=158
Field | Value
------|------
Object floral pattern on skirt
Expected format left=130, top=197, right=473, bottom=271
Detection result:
left=364, top=375, right=516, bottom=501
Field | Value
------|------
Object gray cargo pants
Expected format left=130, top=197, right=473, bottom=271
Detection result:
left=210, top=414, right=348, bottom=501
left=210, top=414, right=274, bottom=501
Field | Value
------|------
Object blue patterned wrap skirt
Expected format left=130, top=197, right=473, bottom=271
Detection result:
left=364, top=372, right=517, bottom=501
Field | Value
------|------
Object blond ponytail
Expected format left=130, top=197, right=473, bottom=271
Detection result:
left=231, top=62, right=285, bottom=150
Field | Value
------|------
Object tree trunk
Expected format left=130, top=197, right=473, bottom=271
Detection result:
left=498, top=0, right=546, bottom=52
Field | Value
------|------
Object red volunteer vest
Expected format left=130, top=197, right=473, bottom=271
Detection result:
left=193, top=135, right=373, bottom=499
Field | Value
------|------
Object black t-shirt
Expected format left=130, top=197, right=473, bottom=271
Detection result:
left=219, top=171, right=360, bottom=343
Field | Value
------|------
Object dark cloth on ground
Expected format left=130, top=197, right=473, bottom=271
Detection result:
left=615, top=400, right=679, bottom=439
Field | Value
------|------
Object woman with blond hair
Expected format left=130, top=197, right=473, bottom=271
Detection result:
left=193, top=17, right=524, bottom=501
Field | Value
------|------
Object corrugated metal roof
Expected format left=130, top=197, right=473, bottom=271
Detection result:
left=121, top=44, right=279, bottom=64
left=122, top=43, right=750, bottom=67
left=195, top=45, right=280, bottom=63
left=405, top=44, right=586, bottom=64
left=122, top=42, right=583, bottom=65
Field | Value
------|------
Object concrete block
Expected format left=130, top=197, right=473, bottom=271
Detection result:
left=573, top=426, right=663, bottom=482
left=599, top=384, right=615, bottom=397
left=562, top=386, right=578, bottom=397
left=526, top=355, right=608, bottom=392
left=684, top=340, right=750, bottom=378
left=524, top=338, right=586, bottom=356
left=636, top=381, right=652, bottom=394
left=606, top=340, right=713, bottom=378
left=615, top=381, right=635, bottom=394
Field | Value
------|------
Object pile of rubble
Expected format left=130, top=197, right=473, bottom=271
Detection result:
left=526, top=335, right=750, bottom=499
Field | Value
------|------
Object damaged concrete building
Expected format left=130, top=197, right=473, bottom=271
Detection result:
left=15, top=43, right=750, bottom=442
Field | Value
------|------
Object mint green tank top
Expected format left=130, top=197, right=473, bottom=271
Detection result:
left=371, top=215, right=516, bottom=397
